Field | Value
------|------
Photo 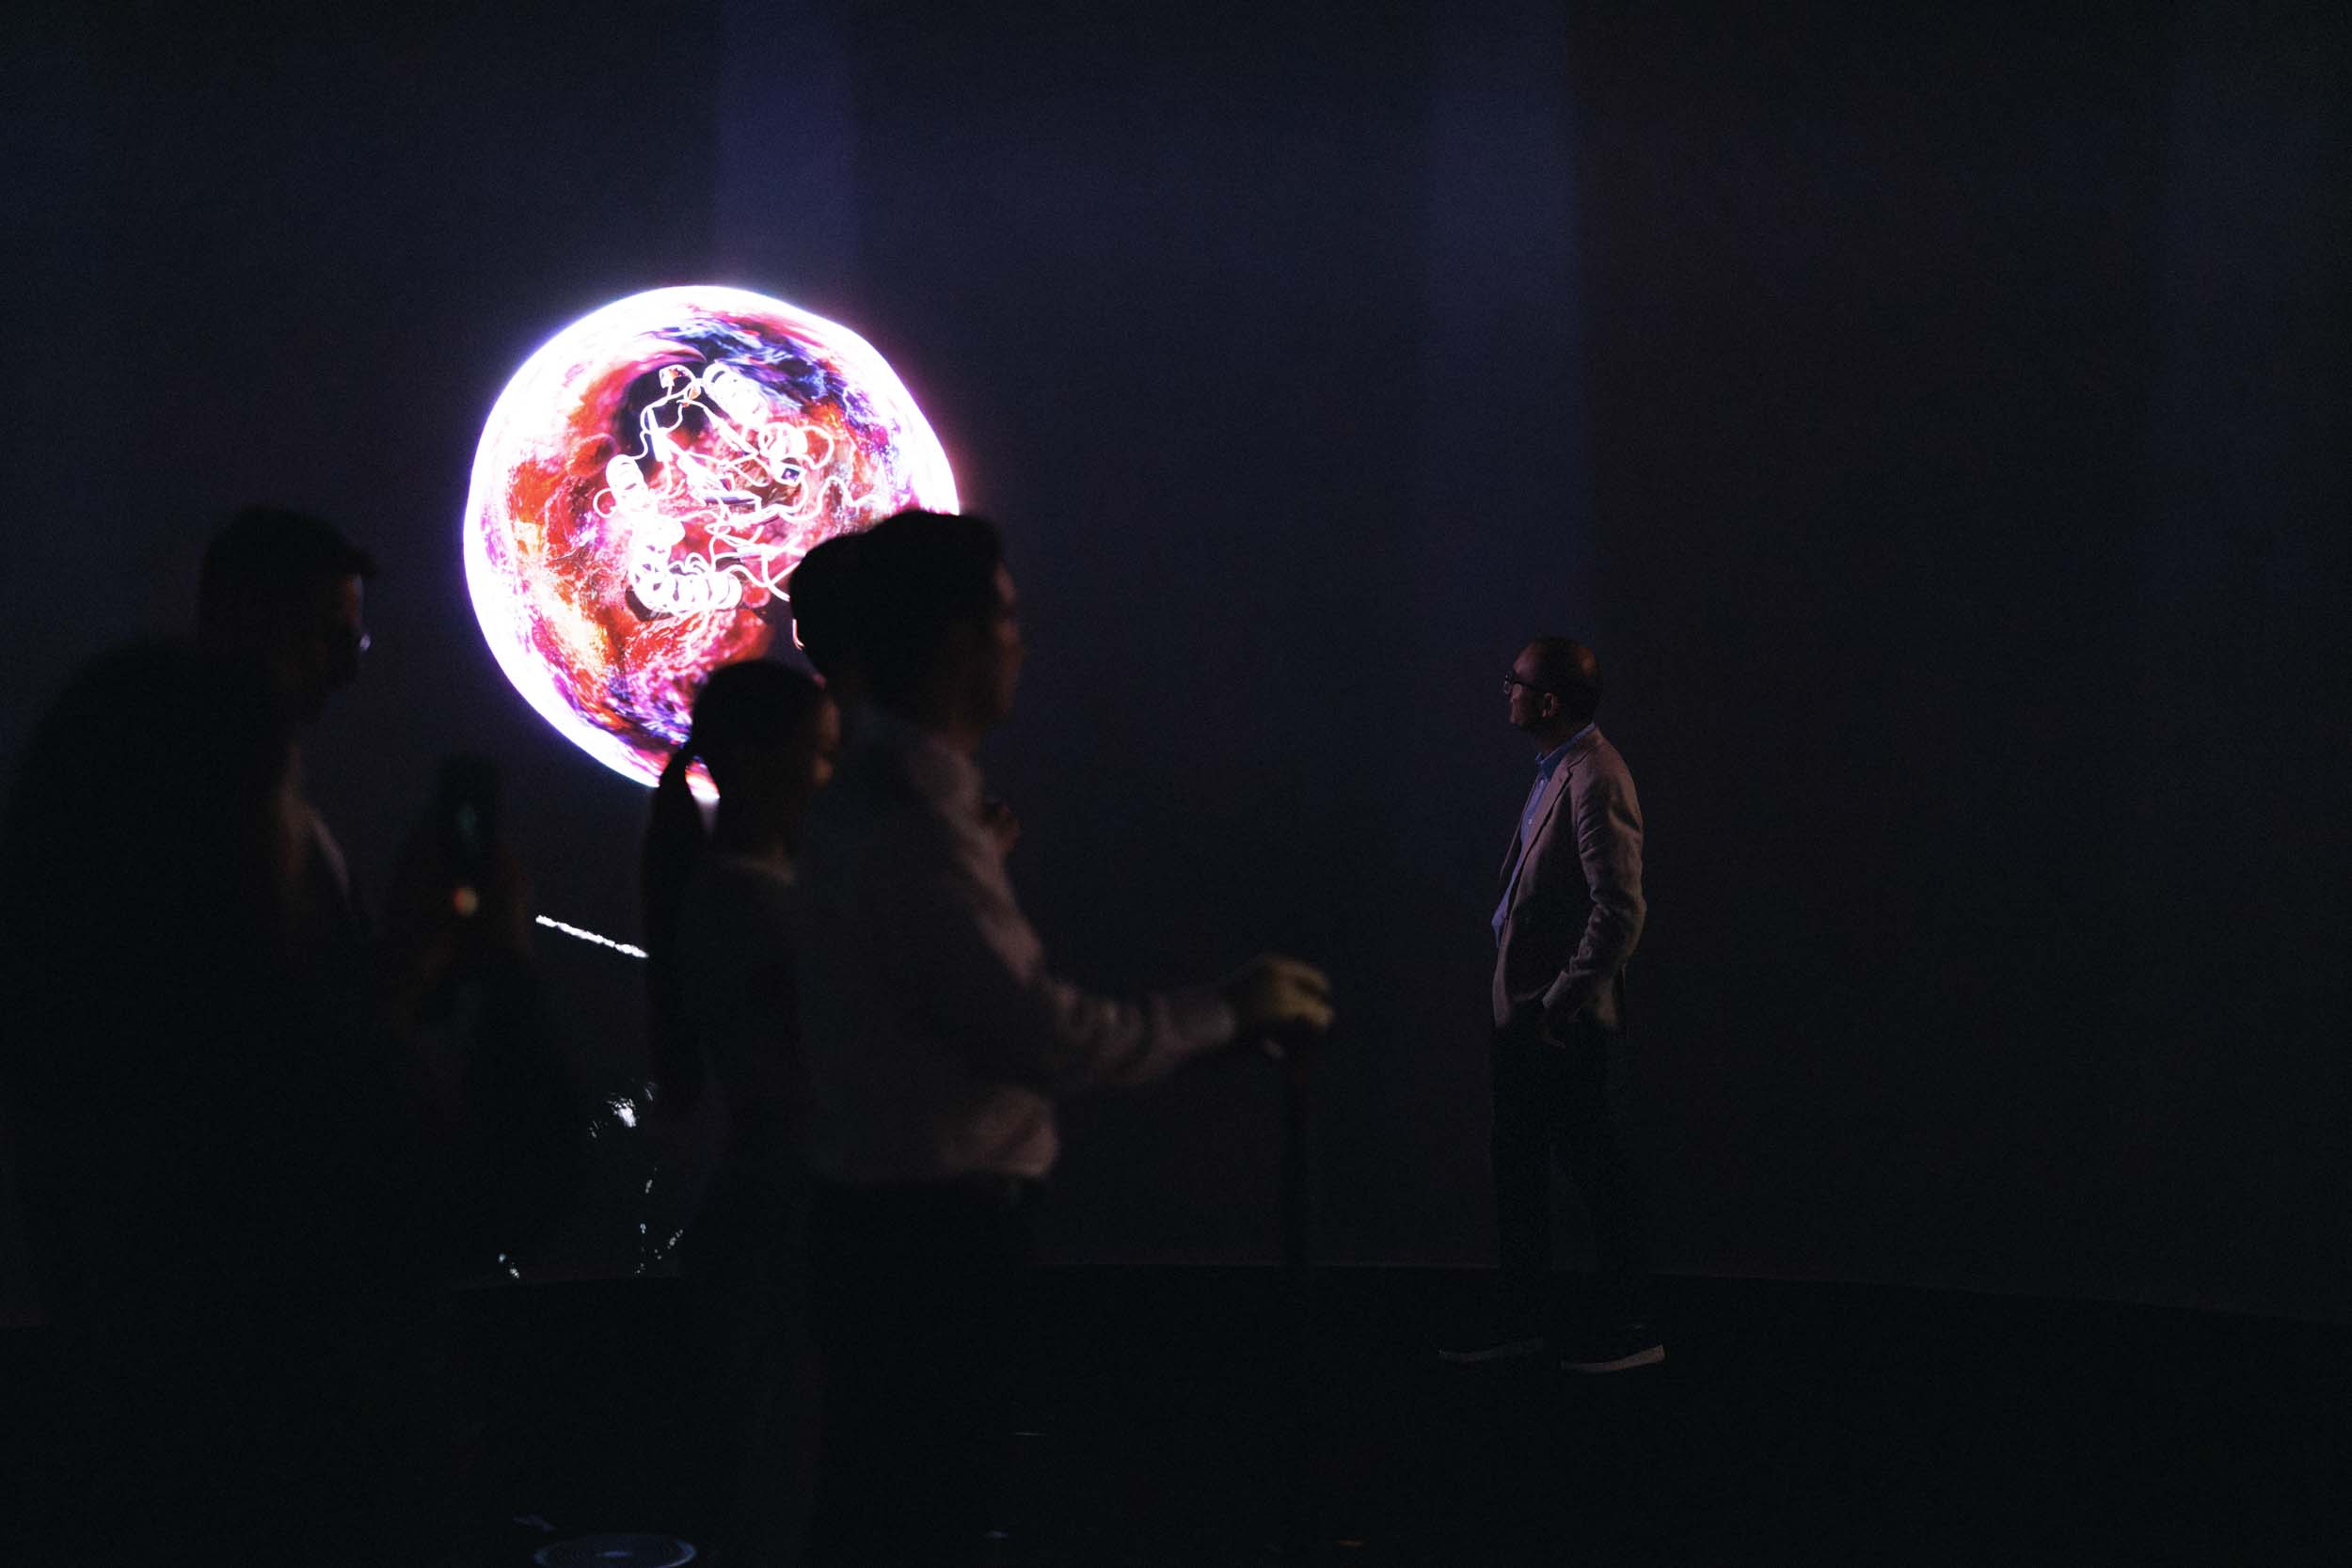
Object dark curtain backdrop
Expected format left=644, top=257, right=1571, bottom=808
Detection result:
left=1568, top=2, right=2348, bottom=1319
left=2, top=1, right=2344, bottom=1320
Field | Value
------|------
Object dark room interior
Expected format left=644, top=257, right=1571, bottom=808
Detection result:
left=3, top=1, right=2344, bottom=1560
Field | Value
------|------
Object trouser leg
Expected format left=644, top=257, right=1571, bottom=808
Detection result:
left=1489, top=1027, right=1556, bottom=1335
left=809, top=1189, right=946, bottom=1565
left=1552, top=1021, right=1653, bottom=1323
left=806, top=1180, right=1030, bottom=1567
left=680, top=1163, right=816, bottom=1564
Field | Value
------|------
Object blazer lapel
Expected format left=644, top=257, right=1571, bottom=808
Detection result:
left=1519, top=753, right=1577, bottom=871
left=1498, top=756, right=1577, bottom=900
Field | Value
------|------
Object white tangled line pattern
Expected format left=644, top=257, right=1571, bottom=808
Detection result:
left=594, top=361, right=876, bottom=618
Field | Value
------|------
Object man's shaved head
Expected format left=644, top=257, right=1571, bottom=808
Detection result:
left=1523, top=637, right=1602, bottom=724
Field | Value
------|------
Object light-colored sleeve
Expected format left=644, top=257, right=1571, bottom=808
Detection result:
left=1542, top=763, right=1645, bottom=1018
left=880, top=806, right=1238, bottom=1094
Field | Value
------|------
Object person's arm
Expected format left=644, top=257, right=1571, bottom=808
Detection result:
left=1540, top=763, right=1645, bottom=1026
left=882, top=808, right=1238, bottom=1094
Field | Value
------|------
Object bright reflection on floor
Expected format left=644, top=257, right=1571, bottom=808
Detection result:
left=532, top=1534, right=695, bottom=1567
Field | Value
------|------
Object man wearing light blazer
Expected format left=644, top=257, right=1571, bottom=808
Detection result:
left=1448, top=635, right=1661, bottom=1372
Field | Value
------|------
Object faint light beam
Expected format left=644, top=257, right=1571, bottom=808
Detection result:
left=535, top=913, right=648, bottom=959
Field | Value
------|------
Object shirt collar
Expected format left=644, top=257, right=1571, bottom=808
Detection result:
left=1534, top=724, right=1592, bottom=779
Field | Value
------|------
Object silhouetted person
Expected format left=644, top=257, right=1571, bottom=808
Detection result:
left=794, top=510, right=1333, bottom=1565
left=788, top=527, right=1019, bottom=856
left=198, top=504, right=374, bottom=722
left=192, top=507, right=376, bottom=997
left=1444, top=636, right=1659, bottom=1373
left=193, top=507, right=564, bottom=1266
left=787, top=531, right=870, bottom=716
left=4, top=509, right=553, bottom=1561
left=642, top=659, right=839, bottom=1564
left=3, top=644, right=297, bottom=1322
left=0, top=641, right=449, bottom=1561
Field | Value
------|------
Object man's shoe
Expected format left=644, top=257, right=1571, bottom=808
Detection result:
left=1438, top=1333, right=1549, bottom=1366
left=1560, top=1323, right=1664, bottom=1373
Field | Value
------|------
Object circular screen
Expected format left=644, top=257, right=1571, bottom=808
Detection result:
left=463, top=284, right=956, bottom=790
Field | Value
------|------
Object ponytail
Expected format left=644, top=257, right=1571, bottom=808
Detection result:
left=639, top=659, right=826, bottom=1107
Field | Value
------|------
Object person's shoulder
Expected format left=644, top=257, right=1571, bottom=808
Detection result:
left=700, top=852, right=795, bottom=897
left=680, top=854, right=796, bottom=933
left=1581, top=725, right=1629, bottom=766
left=1573, top=728, right=1638, bottom=792
left=830, top=722, right=933, bottom=804
left=802, top=735, right=962, bottom=891
left=801, top=745, right=914, bottom=861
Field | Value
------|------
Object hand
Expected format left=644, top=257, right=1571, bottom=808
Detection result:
left=980, top=795, right=1022, bottom=857
left=382, top=820, right=461, bottom=992
left=1221, top=954, right=1336, bottom=1047
left=1537, top=994, right=1584, bottom=1042
left=383, top=822, right=534, bottom=1011
left=462, top=841, right=535, bottom=964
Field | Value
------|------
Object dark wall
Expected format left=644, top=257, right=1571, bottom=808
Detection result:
left=1567, top=2, right=2349, bottom=1318
left=2, top=1, right=2344, bottom=1318
left=0, top=0, right=724, bottom=1309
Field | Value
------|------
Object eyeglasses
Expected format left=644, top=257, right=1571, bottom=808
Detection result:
left=1502, top=673, right=1551, bottom=695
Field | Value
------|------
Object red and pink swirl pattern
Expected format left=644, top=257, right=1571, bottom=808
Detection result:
left=464, top=285, right=956, bottom=791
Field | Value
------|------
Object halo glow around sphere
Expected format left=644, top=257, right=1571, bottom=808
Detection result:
left=463, top=285, right=956, bottom=793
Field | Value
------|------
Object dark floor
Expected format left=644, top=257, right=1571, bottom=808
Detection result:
left=11, top=1267, right=2350, bottom=1562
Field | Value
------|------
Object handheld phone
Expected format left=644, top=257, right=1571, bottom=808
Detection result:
left=434, top=754, right=501, bottom=915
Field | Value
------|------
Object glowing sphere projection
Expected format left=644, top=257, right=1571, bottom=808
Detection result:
left=464, top=285, right=956, bottom=790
